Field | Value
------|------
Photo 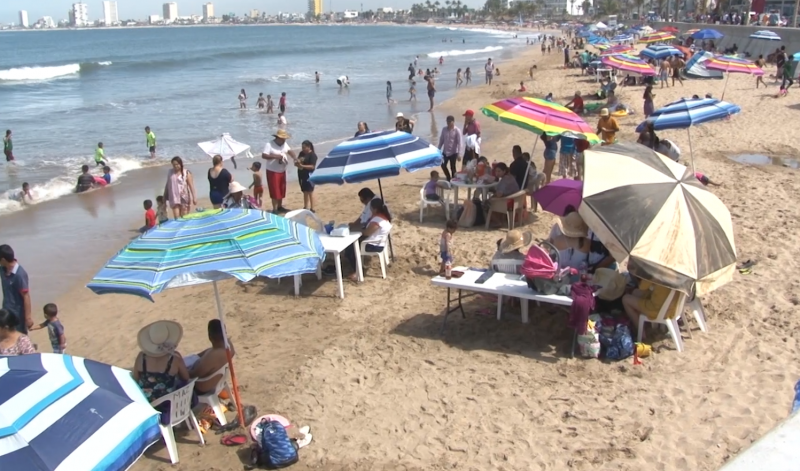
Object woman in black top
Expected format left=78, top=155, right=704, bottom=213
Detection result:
left=207, top=155, right=232, bottom=209
left=295, top=140, right=318, bottom=212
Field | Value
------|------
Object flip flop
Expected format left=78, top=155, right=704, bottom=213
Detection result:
left=221, top=434, right=248, bottom=446
left=738, top=267, right=753, bottom=275
left=296, top=433, right=313, bottom=449
left=299, top=425, right=311, bottom=436
left=736, top=259, right=757, bottom=270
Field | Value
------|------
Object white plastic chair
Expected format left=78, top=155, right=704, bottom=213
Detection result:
left=685, top=296, right=709, bottom=333
left=284, top=209, right=325, bottom=233
left=637, top=290, right=688, bottom=352
left=150, top=378, right=204, bottom=465
left=419, top=184, right=450, bottom=222
left=360, top=233, right=391, bottom=279
left=525, top=171, right=546, bottom=212
left=485, top=190, right=527, bottom=230
left=196, top=364, right=235, bottom=426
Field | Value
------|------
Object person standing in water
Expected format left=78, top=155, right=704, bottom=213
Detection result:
left=315, top=71, right=320, bottom=83
left=3, top=130, right=13, bottom=162
left=256, top=93, right=267, bottom=109
left=238, top=89, right=247, bottom=109
left=425, top=75, right=436, bottom=112
left=407, top=63, right=415, bottom=80
left=94, top=142, right=108, bottom=167
left=145, top=126, right=156, bottom=159
left=386, top=81, right=394, bottom=104
left=279, top=92, right=287, bottom=113
left=266, top=95, right=274, bottom=113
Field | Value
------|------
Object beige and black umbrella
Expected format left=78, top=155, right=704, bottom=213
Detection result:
left=579, top=142, right=736, bottom=296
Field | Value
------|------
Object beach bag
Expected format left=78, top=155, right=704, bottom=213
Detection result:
left=252, top=419, right=299, bottom=469
left=523, top=242, right=570, bottom=295
left=457, top=199, right=477, bottom=228
left=601, top=324, right=635, bottom=361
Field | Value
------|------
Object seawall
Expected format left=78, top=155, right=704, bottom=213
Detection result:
left=652, top=22, right=800, bottom=58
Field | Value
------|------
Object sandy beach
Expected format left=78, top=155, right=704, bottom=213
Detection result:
left=29, top=33, right=800, bottom=471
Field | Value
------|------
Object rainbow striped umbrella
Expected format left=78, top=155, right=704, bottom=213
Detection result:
left=601, top=54, right=656, bottom=76
left=639, top=31, right=676, bottom=44
left=683, top=28, right=700, bottom=36
left=600, top=44, right=634, bottom=55
left=481, top=97, right=600, bottom=144
left=704, top=55, right=764, bottom=99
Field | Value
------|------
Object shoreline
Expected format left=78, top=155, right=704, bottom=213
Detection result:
left=26, top=30, right=800, bottom=471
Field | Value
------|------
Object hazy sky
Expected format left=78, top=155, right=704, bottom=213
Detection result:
left=2, top=0, right=484, bottom=23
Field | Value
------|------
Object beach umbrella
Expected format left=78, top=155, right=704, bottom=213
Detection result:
left=480, top=97, right=600, bottom=188
left=640, top=44, right=682, bottom=61
left=531, top=179, right=583, bottom=216
left=0, top=353, right=161, bottom=471
left=87, top=208, right=325, bottom=428
left=703, top=55, right=764, bottom=99
left=600, top=44, right=634, bottom=55
left=683, top=28, right=700, bottom=36
left=639, top=31, right=676, bottom=44
left=611, top=34, right=633, bottom=43
left=308, top=130, right=442, bottom=198
left=601, top=54, right=656, bottom=75
left=659, top=26, right=679, bottom=33
left=749, top=30, right=781, bottom=40
left=588, top=35, right=610, bottom=45
left=580, top=142, right=736, bottom=296
left=692, top=28, right=724, bottom=40
left=634, top=97, right=741, bottom=171
left=198, top=133, right=253, bottom=161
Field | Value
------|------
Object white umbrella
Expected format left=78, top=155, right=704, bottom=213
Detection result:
left=198, top=133, right=253, bottom=160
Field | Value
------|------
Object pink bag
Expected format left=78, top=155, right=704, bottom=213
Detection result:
left=521, top=244, right=557, bottom=279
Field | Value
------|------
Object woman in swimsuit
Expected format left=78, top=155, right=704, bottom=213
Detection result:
left=207, top=155, right=232, bottom=209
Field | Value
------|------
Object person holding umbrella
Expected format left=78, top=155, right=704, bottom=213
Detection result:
left=261, top=129, right=296, bottom=213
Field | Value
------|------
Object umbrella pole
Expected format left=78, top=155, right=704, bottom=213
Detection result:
left=687, top=129, right=695, bottom=173
left=377, top=178, right=395, bottom=262
left=522, top=138, right=541, bottom=190
left=721, top=72, right=730, bottom=100
left=213, top=280, right=246, bottom=430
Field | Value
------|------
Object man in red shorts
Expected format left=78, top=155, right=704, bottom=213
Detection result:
left=261, top=129, right=296, bottom=213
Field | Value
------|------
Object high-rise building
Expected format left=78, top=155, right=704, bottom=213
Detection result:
left=162, top=2, right=178, bottom=22
left=71, top=3, right=89, bottom=27
left=203, top=2, right=215, bottom=21
left=308, top=0, right=323, bottom=16
left=19, top=10, right=29, bottom=28
left=103, top=1, right=119, bottom=25
left=250, top=9, right=260, bottom=18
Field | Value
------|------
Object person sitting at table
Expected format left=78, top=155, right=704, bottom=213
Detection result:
left=491, top=230, right=531, bottom=275
left=188, top=319, right=235, bottom=395
left=339, top=198, right=392, bottom=281
left=486, top=163, right=521, bottom=227
left=508, top=145, right=528, bottom=189
left=548, top=212, right=590, bottom=270
left=349, top=188, right=381, bottom=231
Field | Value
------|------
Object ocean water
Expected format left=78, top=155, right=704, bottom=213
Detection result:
left=0, top=24, right=525, bottom=215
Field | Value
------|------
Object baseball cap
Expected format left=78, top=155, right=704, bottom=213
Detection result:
left=462, top=110, right=475, bottom=117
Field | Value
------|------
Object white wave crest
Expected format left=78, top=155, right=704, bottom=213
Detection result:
left=0, top=62, right=111, bottom=82
left=427, top=46, right=504, bottom=58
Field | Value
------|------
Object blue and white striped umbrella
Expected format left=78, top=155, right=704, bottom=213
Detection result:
left=308, top=130, right=442, bottom=185
left=0, top=354, right=160, bottom=471
left=611, top=34, right=633, bottom=43
left=640, top=44, right=683, bottom=60
left=635, top=97, right=741, bottom=132
left=750, top=30, right=781, bottom=40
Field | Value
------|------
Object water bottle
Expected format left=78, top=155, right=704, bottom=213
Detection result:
left=793, top=379, right=800, bottom=414
left=445, top=259, right=452, bottom=280
left=579, top=262, right=588, bottom=283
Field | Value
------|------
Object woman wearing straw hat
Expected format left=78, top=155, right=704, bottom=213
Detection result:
left=491, top=230, right=532, bottom=275
left=548, top=212, right=591, bottom=270
left=261, top=129, right=296, bottom=213
left=132, top=321, right=189, bottom=406
left=222, top=181, right=256, bottom=209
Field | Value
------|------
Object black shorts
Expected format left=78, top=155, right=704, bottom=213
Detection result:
left=95, top=160, right=107, bottom=167
left=4, top=150, right=13, bottom=162
left=149, top=146, right=156, bottom=153
left=279, top=104, right=286, bottom=113
left=427, top=89, right=435, bottom=98
left=300, top=179, right=314, bottom=193
left=672, top=69, right=681, bottom=78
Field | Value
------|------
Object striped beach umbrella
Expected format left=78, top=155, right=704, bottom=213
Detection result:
left=87, top=208, right=325, bottom=427
left=659, top=26, right=679, bottom=33
left=600, top=44, right=634, bottom=55
left=580, top=142, right=736, bottom=296
left=683, top=28, right=700, bottom=36
left=639, top=31, right=676, bottom=44
left=703, top=55, right=764, bottom=99
left=601, top=54, right=656, bottom=75
left=635, top=97, right=741, bottom=170
left=480, top=97, right=600, bottom=143
left=309, top=130, right=442, bottom=186
left=640, top=44, right=682, bottom=60
left=750, top=30, right=781, bottom=40
left=0, top=353, right=161, bottom=471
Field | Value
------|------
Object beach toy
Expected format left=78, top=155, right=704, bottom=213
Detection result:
left=93, top=176, right=107, bottom=187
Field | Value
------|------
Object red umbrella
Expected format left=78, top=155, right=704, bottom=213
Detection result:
left=660, top=26, right=679, bottom=33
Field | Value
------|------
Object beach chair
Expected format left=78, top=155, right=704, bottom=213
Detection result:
left=284, top=209, right=325, bottom=233
left=525, top=171, right=546, bottom=212
left=636, top=290, right=689, bottom=352
left=419, top=184, right=451, bottom=222
left=360, top=230, right=391, bottom=279
left=685, top=295, right=709, bottom=333
left=196, top=363, right=235, bottom=426
left=150, top=379, right=204, bottom=465
left=485, top=190, right=527, bottom=230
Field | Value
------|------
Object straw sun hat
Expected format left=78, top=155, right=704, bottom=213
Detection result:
left=557, top=212, right=589, bottom=238
left=273, top=129, right=291, bottom=139
left=499, top=230, right=532, bottom=253
left=599, top=108, right=610, bottom=117
left=226, top=181, right=248, bottom=196
left=137, top=320, right=183, bottom=357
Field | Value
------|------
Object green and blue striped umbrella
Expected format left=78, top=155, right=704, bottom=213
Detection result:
left=86, top=208, right=324, bottom=300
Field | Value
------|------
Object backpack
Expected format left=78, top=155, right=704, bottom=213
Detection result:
left=251, top=419, right=299, bottom=469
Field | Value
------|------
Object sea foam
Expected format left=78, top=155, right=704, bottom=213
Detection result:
left=427, top=46, right=504, bottom=58
left=0, top=62, right=112, bottom=82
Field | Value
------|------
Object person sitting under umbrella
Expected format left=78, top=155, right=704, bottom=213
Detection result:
left=348, top=188, right=381, bottom=231
left=621, top=261, right=683, bottom=333
left=637, top=121, right=660, bottom=149
left=222, top=181, right=256, bottom=209
left=548, top=212, right=591, bottom=270
left=329, top=198, right=392, bottom=281
left=133, top=321, right=190, bottom=415
left=189, top=319, right=235, bottom=395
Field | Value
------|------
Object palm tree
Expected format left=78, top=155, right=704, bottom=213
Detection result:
left=634, top=0, right=645, bottom=18
left=581, top=0, right=591, bottom=16
left=434, top=0, right=441, bottom=17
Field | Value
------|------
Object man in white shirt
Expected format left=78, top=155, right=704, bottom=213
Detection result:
left=261, top=129, right=296, bottom=213
left=484, top=58, right=494, bottom=85
left=349, top=188, right=383, bottom=230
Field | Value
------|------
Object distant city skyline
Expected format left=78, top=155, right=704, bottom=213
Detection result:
left=1, top=0, right=486, bottom=24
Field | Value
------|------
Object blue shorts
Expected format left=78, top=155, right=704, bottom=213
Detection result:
left=544, top=149, right=557, bottom=161
left=441, top=252, right=453, bottom=263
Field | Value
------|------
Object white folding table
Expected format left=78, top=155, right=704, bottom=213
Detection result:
left=293, top=232, right=363, bottom=299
